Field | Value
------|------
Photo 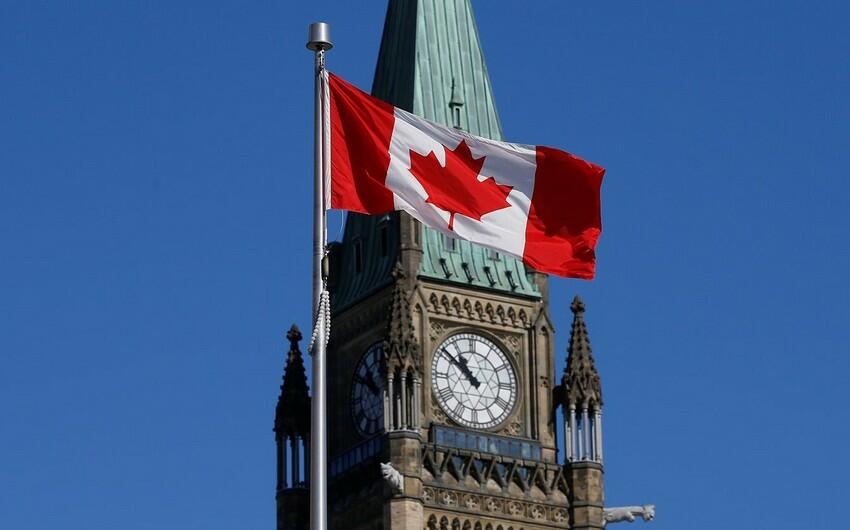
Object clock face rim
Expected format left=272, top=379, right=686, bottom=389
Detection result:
left=431, top=332, right=518, bottom=430
left=350, top=342, right=385, bottom=437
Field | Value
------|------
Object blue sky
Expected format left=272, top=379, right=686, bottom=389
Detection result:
left=2, top=1, right=849, bottom=529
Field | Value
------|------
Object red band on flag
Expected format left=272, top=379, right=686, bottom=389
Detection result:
left=329, top=74, right=396, bottom=214
left=524, top=146, right=604, bottom=279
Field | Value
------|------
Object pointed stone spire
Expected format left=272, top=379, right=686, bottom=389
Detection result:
left=562, top=296, right=603, bottom=408
left=274, top=325, right=311, bottom=439
left=383, top=263, right=421, bottom=373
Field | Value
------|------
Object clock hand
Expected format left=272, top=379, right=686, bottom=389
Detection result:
left=355, top=373, right=380, bottom=396
left=442, top=348, right=481, bottom=388
left=363, top=370, right=381, bottom=396
left=455, top=354, right=481, bottom=388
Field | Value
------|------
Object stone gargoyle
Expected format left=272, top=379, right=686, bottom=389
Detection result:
left=379, top=462, right=404, bottom=494
left=603, top=505, right=655, bottom=526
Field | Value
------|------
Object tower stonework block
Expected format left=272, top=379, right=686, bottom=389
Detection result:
left=276, top=490, right=309, bottom=530
left=385, top=499, right=424, bottom=530
left=568, top=462, right=604, bottom=529
left=388, top=431, right=422, bottom=482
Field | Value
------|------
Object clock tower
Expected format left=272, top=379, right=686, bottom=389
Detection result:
left=275, top=1, right=606, bottom=529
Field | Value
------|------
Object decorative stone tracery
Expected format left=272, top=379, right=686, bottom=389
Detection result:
left=422, top=486, right=566, bottom=525
left=424, top=291, right=535, bottom=329
left=384, top=265, right=422, bottom=432
left=424, top=513, right=560, bottom=530
left=423, top=488, right=569, bottom=528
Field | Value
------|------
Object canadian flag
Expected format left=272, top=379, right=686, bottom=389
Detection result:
left=328, top=73, right=604, bottom=279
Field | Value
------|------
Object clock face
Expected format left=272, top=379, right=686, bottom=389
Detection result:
left=431, top=333, right=517, bottom=429
left=350, top=342, right=385, bottom=436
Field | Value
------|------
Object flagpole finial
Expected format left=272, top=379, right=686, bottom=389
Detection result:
left=307, top=22, right=333, bottom=51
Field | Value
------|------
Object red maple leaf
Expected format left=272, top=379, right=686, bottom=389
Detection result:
left=408, top=140, right=513, bottom=231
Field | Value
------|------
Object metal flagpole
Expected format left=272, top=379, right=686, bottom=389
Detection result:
left=307, top=22, right=332, bottom=530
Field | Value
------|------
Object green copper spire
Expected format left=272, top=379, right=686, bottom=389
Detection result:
left=331, top=0, right=540, bottom=313
left=373, top=0, right=503, bottom=138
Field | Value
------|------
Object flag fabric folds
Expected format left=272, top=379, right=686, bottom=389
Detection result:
left=327, top=72, right=604, bottom=279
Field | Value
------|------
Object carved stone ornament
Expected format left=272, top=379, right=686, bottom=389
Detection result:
left=425, top=291, right=532, bottom=329
left=501, top=420, right=522, bottom=436
left=423, top=487, right=435, bottom=503
left=380, top=462, right=404, bottom=495
left=484, top=497, right=503, bottom=513
left=384, top=269, right=422, bottom=373
left=420, top=449, right=570, bottom=502
left=439, top=490, right=458, bottom=506
left=603, top=505, right=656, bottom=526
left=430, top=320, right=445, bottom=342
left=422, top=487, right=569, bottom=525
